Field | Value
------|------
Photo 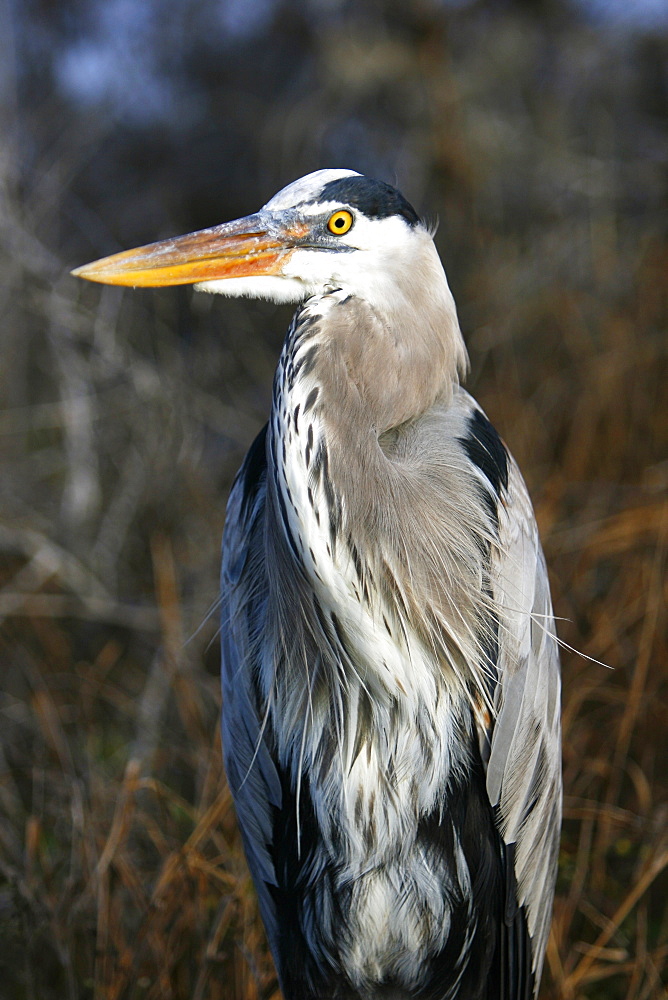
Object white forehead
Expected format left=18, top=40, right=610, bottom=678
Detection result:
left=264, top=169, right=361, bottom=212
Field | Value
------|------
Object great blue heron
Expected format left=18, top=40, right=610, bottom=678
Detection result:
left=73, top=169, right=561, bottom=1000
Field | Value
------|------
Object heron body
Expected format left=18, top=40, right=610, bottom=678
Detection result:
left=73, top=169, right=562, bottom=1000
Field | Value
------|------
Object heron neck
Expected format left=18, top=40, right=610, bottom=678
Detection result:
left=267, top=286, right=459, bottom=576
left=265, top=286, right=491, bottom=740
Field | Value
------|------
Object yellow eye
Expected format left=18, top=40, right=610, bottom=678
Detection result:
left=327, top=210, right=353, bottom=236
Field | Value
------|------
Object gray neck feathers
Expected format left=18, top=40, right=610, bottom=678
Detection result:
left=337, top=237, right=468, bottom=433
left=263, top=287, right=495, bottom=778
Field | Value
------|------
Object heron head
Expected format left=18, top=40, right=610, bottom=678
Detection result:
left=71, top=169, right=442, bottom=307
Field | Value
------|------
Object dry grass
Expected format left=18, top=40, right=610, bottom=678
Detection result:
left=1, top=5, right=667, bottom=999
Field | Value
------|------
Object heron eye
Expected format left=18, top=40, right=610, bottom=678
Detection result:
left=327, top=210, right=353, bottom=236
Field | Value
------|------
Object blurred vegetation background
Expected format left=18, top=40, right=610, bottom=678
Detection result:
left=1, top=0, right=667, bottom=998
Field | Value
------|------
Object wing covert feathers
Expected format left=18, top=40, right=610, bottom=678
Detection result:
left=485, top=456, right=562, bottom=983
left=221, top=425, right=284, bottom=949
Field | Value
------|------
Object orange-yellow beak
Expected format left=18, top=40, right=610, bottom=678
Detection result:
left=71, top=212, right=311, bottom=288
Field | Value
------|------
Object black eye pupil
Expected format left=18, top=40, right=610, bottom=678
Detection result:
left=335, top=218, right=344, bottom=228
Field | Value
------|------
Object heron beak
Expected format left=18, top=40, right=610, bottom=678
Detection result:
left=71, top=212, right=310, bottom=288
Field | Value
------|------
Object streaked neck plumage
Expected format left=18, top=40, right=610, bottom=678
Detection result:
left=263, top=265, right=492, bottom=754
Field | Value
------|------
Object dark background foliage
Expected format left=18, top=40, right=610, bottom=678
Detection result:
left=1, top=0, right=667, bottom=997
